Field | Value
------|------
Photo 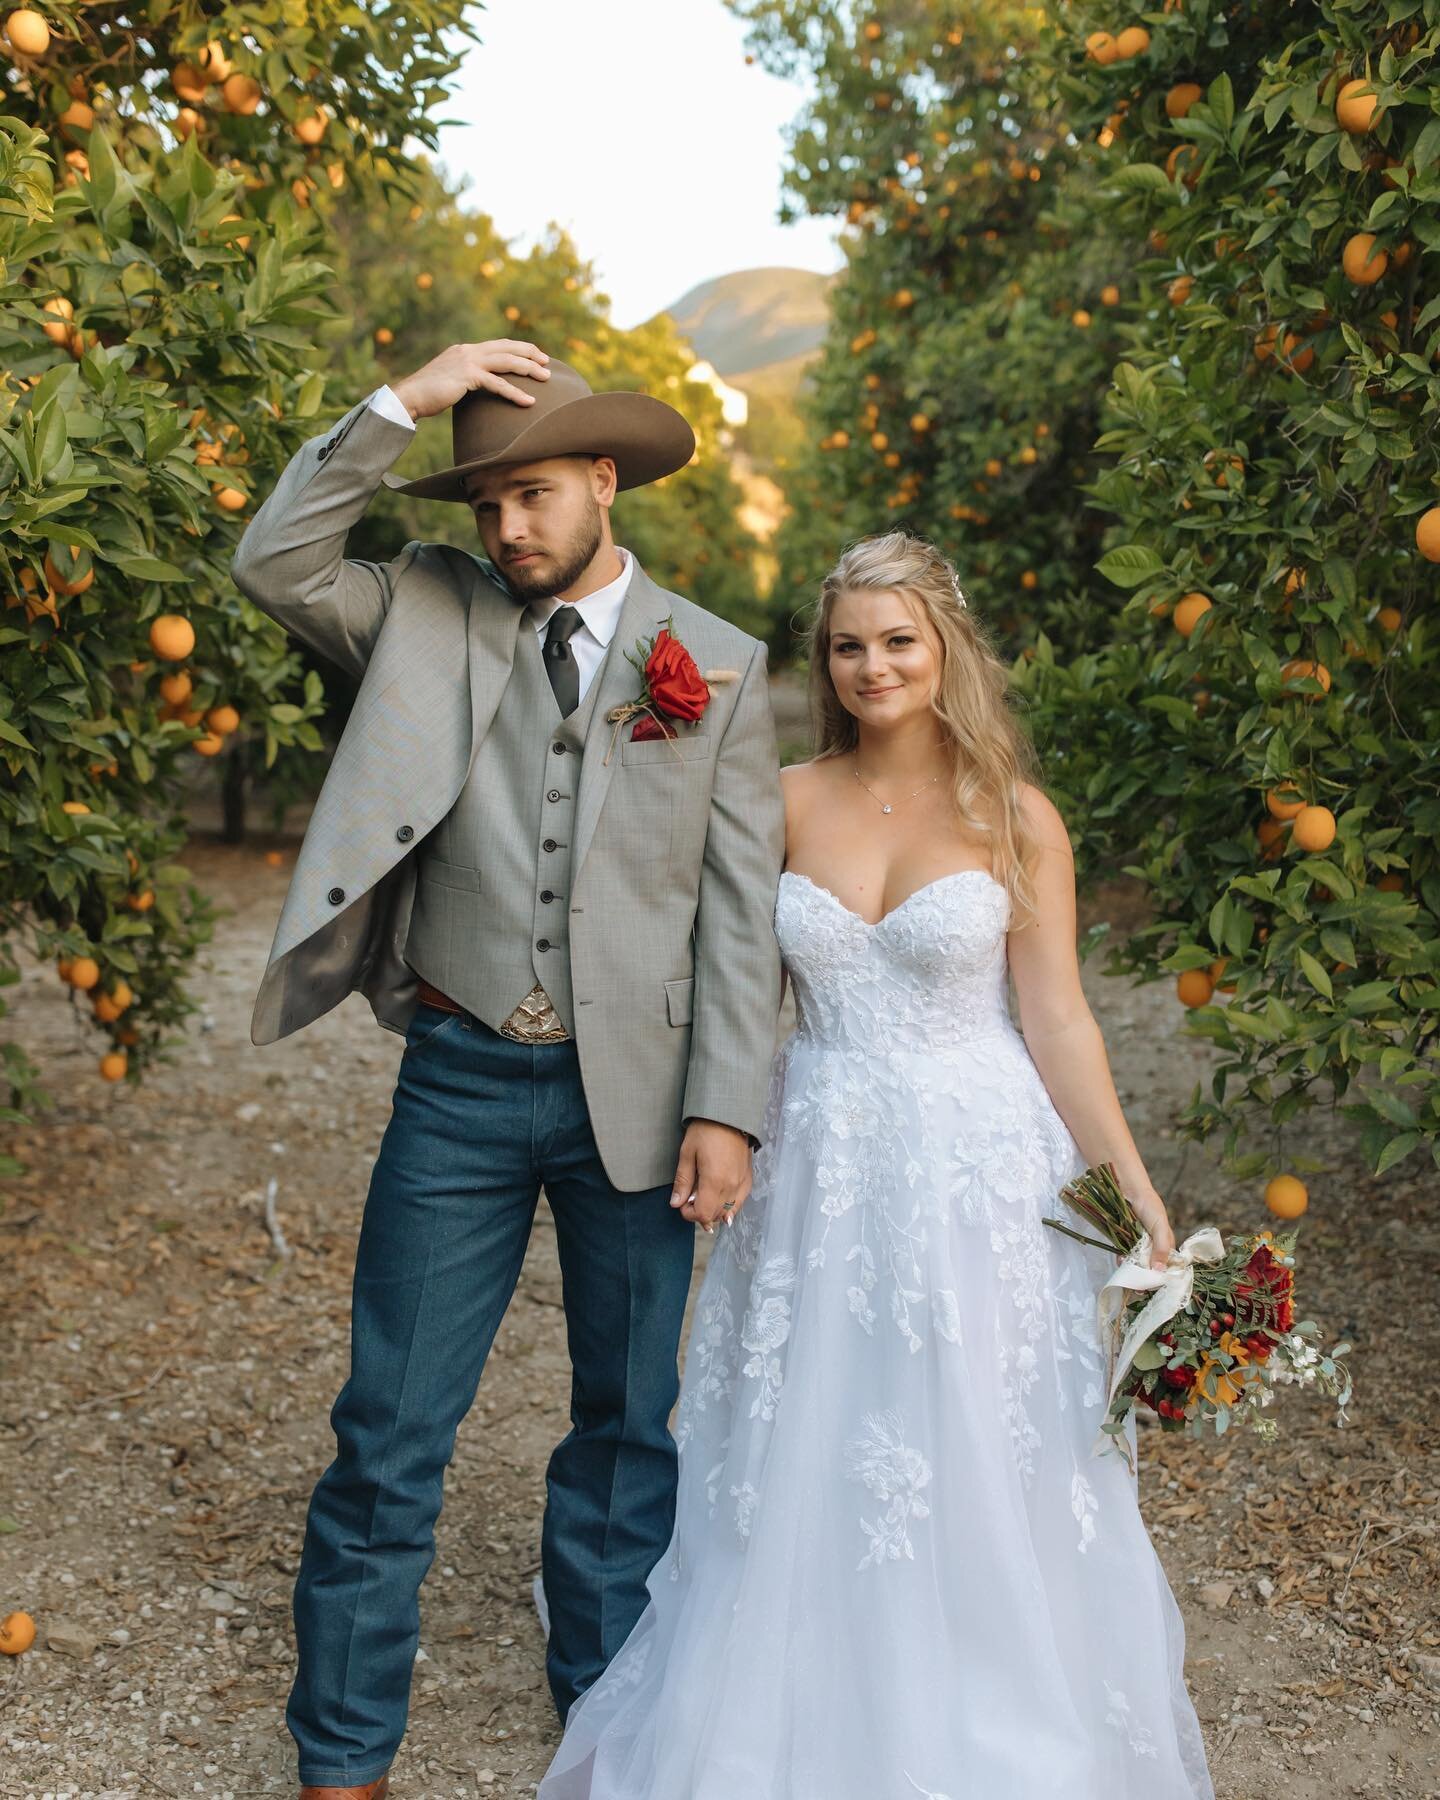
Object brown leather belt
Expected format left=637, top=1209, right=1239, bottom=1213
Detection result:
left=415, top=976, right=465, bottom=1015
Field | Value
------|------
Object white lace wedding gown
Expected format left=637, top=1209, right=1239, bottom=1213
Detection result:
left=538, top=869, right=1214, bottom=1799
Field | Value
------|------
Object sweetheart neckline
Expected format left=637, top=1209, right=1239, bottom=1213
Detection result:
left=780, top=866, right=1008, bottom=931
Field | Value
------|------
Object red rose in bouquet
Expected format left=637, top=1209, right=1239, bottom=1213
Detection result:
left=630, top=628, right=712, bottom=742
left=1235, top=1243, right=1295, bottom=1333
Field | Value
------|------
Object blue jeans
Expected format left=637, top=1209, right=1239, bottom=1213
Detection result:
left=286, top=1001, right=695, bottom=1786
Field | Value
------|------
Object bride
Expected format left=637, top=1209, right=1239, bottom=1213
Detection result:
left=538, top=530, right=1214, bottom=1798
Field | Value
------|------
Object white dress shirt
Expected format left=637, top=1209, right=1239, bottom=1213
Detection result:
left=364, top=385, right=632, bottom=703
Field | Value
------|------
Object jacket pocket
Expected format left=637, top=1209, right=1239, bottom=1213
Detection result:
left=621, top=730, right=714, bottom=767
left=417, top=856, right=483, bottom=894
left=665, top=976, right=695, bottom=1027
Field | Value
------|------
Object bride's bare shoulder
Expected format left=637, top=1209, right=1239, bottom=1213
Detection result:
left=1017, top=783, right=1075, bottom=860
left=780, top=753, right=845, bottom=809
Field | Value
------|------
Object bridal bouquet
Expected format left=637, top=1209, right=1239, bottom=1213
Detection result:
left=1043, top=1164, right=1352, bottom=1466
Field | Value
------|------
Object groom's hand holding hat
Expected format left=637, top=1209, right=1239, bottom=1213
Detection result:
left=389, top=339, right=553, bottom=422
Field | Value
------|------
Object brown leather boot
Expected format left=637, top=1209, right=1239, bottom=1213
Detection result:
left=298, top=1778, right=389, bottom=1800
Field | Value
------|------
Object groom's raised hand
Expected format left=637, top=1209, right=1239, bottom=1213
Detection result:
left=389, top=340, right=552, bottom=422
left=670, top=1120, right=753, bottom=1233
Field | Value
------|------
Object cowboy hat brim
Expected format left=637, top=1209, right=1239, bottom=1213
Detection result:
left=380, top=391, right=697, bottom=503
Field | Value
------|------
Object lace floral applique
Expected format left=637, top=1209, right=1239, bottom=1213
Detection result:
left=1105, top=1681, right=1160, bottom=1759
left=740, top=1255, right=796, bottom=1421
left=844, top=1410, right=933, bottom=1570
left=1071, top=1468, right=1100, bottom=1553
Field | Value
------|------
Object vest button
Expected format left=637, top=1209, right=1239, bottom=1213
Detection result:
left=543, top=838, right=558, bottom=853
left=327, top=886, right=346, bottom=906
left=540, top=889, right=555, bottom=904
left=536, top=938, right=551, bottom=953
left=546, top=788, right=561, bottom=803
left=552, top=742, right=567, bottom=755
left=395, top=824, right=414, bottom=843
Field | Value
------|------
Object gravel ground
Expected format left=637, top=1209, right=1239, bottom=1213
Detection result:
left=2, top=741, right=1437, bottom=1798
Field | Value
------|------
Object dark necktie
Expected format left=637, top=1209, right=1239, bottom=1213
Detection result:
left=543, top=604, right=584, bottom=717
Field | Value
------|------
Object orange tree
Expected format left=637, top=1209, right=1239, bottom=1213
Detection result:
left=0, top=0, right=475, bottom=1143
left=730, top=0, right=1147, bottom=659
left=1011, top=0, right=1440, bottom=1183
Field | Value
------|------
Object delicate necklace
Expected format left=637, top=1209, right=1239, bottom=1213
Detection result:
left=852, top=756, right=944, bottom=816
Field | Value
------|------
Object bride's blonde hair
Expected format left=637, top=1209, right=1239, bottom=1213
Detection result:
left=806, top=529, right=1043, bottom=925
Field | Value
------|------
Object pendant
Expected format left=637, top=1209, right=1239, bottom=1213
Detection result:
left=881, top=804, right=893, bottom=814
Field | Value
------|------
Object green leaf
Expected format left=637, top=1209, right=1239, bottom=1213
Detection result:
left=1297, top=950, right=1332, bottom=999
left=1095, top=544, right=1164, bottom=588
left=1375, top=1131, right=1420, bottom=1175
left=112, top=555, right=186, bottom=581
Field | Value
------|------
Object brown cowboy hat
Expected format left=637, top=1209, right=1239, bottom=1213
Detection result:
left=380, top=358, right=697, bottom=503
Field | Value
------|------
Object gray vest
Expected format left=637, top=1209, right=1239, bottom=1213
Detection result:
left=402, top=616, right=606, bottom=1033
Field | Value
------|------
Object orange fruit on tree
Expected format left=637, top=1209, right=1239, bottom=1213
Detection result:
left=58, top=97, right=93, bottom=134
left=1167, top=274, right=1193, bottom=306
left=0, top=1611, right=36, bottom=1655
left=172, top=61, right=207, bottom=103
left=1377, top=606, right=1402, bottom=632
left=909, top=413, right=931, bottom=433
left=1414, top=507, right=1440, bottom=562
left=1176, top=968, right=1214, bottom=1008
left=1377, top=872, right=1405, bottom=892
left=294, top=106, right=329, bottom=145
left=196, top=41, right=232, bottom=81
left=984, top=457, right=1003, bottom=477
left=1342, top=233, right=1387, bottom=285
left=60, top=800, right=89, bottom=816
left=175, top=107, right=203, bottom=140
left=221, top=73, right=262, bottom=115
left=894, top=288, right=914, bottom=308
left=416, top=271, right=434, bottom=291
left=44, top=548, right=92, bottom=596
left=68, top=955, right=100, bottom=991
left=1165, top=143, right=1199, bottom=185
left=1280, top=658, right=1331, bottom=696
left=1335, top=77, right=1380, bottom=134
left=40, top=295, right=73, bottom=344
left=1020, top=570, right=1038, bottom=590
left=1281, top=332, right=1315, bottom=373
left=193, top=732, right=224, bottom=756
left=177, top=706, right=204, bottom=727
left=1210, top=957, right=1237, bottom=993
left=149, top=615, right=195, bottom=661
left=1173, top=592, right=1212, bottom=636
left=1100, top=283, right=1120, bottom=306
left=1018, top=445, right=1038, bottom=465
left=1257, top=818, right=1284, bottom=860
left=1112, top=25, right=1151, bottom=58
left=206, top=703, right=240, bottom=735
left=1292, top=805, right=1336, bottom=853
left=158, top=670, right=192, bottom=706
left=1267, top=785, right=1306, bottom=820
left=374, top=326, right=394, bottom=346
left=1071, top=308, right=1092, bottom=328
left=1264, top=1174, right=1308, bottom=1220
left=126, top=889, right=155, bottom=912
left=213, top=483, right=247, bottom=511
left=1085, top=31, right=1118, bottom=64
left=4, top=9, right=49, bottom=54
left=99, top=1051, right=128, bottom=1081
left=1165, top=81, right=1203, bottom=118
left=220, top=213, right=251, bottom=250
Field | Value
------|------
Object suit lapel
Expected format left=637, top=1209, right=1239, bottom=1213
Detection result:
left=466, top=570, right=527, bottom=771
left=571, top=561, right=671, bottom=880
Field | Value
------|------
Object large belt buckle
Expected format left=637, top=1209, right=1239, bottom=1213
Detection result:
left=498, top=982, right=572, bottom=1045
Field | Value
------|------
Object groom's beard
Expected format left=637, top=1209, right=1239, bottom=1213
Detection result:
left=498, top=499, right=605, bottom=602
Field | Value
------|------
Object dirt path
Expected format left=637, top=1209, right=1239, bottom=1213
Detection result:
left=2, top=807, right=1437, bottom=1798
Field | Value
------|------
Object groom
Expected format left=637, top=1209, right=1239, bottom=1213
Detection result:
left=231, top=339, right=785, bottom=1797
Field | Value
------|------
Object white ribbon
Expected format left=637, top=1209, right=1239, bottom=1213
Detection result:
left=1094, top=1225, right=1226, bottom=1466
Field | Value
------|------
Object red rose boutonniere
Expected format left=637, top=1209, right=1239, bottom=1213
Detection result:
left=604, top=618, right=738, bottom=760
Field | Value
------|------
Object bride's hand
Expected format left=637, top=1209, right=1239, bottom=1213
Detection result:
left=1132, top=1189, right=1176, bottom=1270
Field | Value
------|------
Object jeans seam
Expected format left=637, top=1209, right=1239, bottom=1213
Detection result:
left=329, top=1197, right=440, bottom=1754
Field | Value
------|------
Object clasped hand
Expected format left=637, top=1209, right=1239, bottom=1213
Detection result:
left=670, top=1120, right=752, bottom=1233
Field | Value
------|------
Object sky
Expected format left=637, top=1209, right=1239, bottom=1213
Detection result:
left=434, top=0, right=844, bottom=329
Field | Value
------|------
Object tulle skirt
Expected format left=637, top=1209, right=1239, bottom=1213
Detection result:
left=538, top=1025, right=1214, bottom=1799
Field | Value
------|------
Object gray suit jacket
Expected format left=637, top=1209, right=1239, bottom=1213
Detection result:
left=230, top=393, right=786, bottom=1191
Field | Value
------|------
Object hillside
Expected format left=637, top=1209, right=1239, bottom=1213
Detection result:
left=658, top=266, right=834, bottom=381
